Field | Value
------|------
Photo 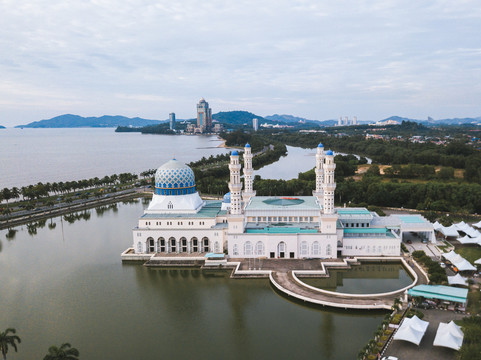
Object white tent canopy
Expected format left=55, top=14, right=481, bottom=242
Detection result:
left=443, top=251, right=477, bottom=271
left=439, top=225, right=459, bottom=238
left=448, top=273, right=468, bottom=286
left=432, top=221, right=443, bottom=231
left=474, top=258, right=481, bottom=265
left=393, top=315, right=429, bottom=345
left=472, top=220, right=481, bottom=229
left=433, top=321, right=464, bottom=350
left=457, top=235, right=480, bottom=245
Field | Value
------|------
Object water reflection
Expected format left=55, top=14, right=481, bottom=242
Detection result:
left=63, top=210, right=91, bottom=223
left=95, top=203, right=118, bottom=216
left=302, top=263, right=412, bottom=294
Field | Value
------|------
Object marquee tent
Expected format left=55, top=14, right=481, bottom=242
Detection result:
left=456, top=235, right=481, bottom=245
left=443, top=251, right=477, bottom=271
left=472, top=220, right=481, bottom=229
left=447, top=274, right=468, bottom=287
left=393, top=315, right=429, bottom=345
left=474, top=258, right=481, bottom=265
left=439, top=225, right=459, bottom=238
left=433, top=321, right=464, bottom=350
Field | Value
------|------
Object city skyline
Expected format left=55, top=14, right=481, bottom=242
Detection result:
left=1, top=1, right=481, bottom=127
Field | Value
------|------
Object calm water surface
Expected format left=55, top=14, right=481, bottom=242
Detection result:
left=0, top=128, right=227, bottom=188
left=0, top=201, right=385, bottom=359
left=302, top=263, right=412, bottom=294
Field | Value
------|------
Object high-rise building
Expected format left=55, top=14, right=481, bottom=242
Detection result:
left=252, top=118, right=259, bottom=131
left=196, top=98, right=212, bottom=132
left=169, top=113, right=176, bottom=130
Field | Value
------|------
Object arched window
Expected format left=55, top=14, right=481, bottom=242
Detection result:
left=147, top=237, right=155, bottom=253
left=191, top=237, right=198, bottom=252
left=170, top=237, right=176, bottom=252
left=167, top=201, right=173, bottom=209
left=366, top=245, right=370, bottom=254
left=312, top=241, right=320, bottom=256
left=159, top=237, right=165, bottom=252
left=180, top=237, right=187, bottom=252
left=233, top=244, right=239, bottom=256
left=378, top=246, right=382, bottom=254
left=202, top=237, right=209, bottom=252
left=137, top=242, right=142, bottom=253
left=255, top=241, right=264, bottom=256
left=300, top=241, right=308, bottom=256
left=214, top=241, right=220, bottom=253
left=244, top=241, right=253, bottom=256
left=326, top=244, right=332, bottom=256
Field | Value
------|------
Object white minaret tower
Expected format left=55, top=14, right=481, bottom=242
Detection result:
left=242, top=143, right=256, bottom=203
left=322, top=150, right=336, bottom=215
left=313, top=143, right=325, bottom=201
left=229, top=150, right=242, bottom=215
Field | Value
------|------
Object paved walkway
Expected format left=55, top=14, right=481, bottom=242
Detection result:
left=269, top=258, right=429, bottom=310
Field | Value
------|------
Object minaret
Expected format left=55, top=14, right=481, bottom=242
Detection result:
left=313, top=143, right=324, bottom=201
left=242, top=143, right=256, bottom=203
left=322, top=150, right=336, bottom=214
left=229, top=150, right=242, bottom=215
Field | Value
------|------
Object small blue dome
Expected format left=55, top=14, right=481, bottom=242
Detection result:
left=326, top=150, right=334, bottom=156
left=318, top=143, right=324, bottom=148
left=245, top=143, right=251, bottom=148
left=232, top=150, right=238, bottom=156
left=223, top=192, right=231, bottom=203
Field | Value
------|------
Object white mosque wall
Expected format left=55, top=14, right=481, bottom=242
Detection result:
left=227, top=233, right=338, bottom=259
left=341, top=237, right=401, bottom=257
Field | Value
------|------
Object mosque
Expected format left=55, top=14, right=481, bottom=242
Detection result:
left=126, top=144, right=434, bottom=260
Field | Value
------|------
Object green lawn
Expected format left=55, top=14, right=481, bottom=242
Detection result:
left=456, top=247, right=481, bottom=264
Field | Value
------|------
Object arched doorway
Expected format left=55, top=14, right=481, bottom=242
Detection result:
left=180, top=237, right=187, bottom=252
left=147, top=237, right=155, bottom=253
left=158, top=237, right=165, bottom=252
left=191, top=237, right=198, bottom=252
left=169, top=237, right=176, bottom=253
left=277, top=241, right=286, bottom=258
left=202, top=237, right=209, bottom=252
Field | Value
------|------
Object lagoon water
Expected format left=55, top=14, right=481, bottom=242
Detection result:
left=0, top=128, right=228, bottom=189
left=0, top=200, right=385, bottom=359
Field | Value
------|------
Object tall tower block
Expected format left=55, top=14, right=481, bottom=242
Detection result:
left=228, top=151, right=242, bottom=215
left=322, top=150, right=336, bottom=215
left=243, top=144, right=256, bottom=203
left=313, top=143, right=325, bottom=201
left=196, top=98, right=212, bottom=132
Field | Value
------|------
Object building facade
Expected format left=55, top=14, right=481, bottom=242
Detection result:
left=129, top=144, right=433, bottom=259
left=169, top=113, right=176, bottom=130
left=196, top=98, right=212, bottom=132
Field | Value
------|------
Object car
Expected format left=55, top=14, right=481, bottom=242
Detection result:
left=406, top=240, right=412, bottom=244
left=440, top=263, right=446, bottom=268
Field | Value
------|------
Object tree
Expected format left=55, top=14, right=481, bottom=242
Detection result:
left=0, top=328, right=21, bottom=360
left=43, top=343, right=79, bottom=360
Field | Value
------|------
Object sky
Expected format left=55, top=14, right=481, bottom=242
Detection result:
left=1, top=0, right=481, bottom=126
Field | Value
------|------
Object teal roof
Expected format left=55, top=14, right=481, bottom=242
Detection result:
left=344, top=228, right=388, bottom=234
left=338, top=209, right=371, bottom=215
left=246, top=196, right=320, bottom=211
left=398, top=215, right=427, bottom=224
left=408, top=285, right=468, bottom=304
left=246, top=227, right=318, bottom=234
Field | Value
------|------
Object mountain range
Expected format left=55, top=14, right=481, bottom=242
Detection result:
left=13, top=112, right=481, bottom=128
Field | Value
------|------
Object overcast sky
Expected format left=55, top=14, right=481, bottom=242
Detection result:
left=1, top=0, right=480, bottom=126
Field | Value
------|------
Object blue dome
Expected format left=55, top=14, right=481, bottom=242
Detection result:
left=223, top=192, right=231, bottom=203
left=318, top=143, right=324, bottom=148
left=245, top=143, right=251, bottom=148
left=232, top=150, right=238, bottom=156
left=326, top=150, right=334, bottom=156
left=154, top=159, right=196, bottom=196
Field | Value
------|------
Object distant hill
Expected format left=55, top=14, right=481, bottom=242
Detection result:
left=15, top=114, right=165, bottom=128
left=380, top=115, right=481, bottom=126
left=265, top=114, right=311, bottom=123
left=212, top=111, right=269, bottom=125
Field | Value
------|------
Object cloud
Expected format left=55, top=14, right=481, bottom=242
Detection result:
left=0, top=0, right=480, bottom=125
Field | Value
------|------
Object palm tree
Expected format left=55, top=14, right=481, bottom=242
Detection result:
left=0, top=328, right=21, bottom=360
left=43, top=343, right=79, bottom=360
